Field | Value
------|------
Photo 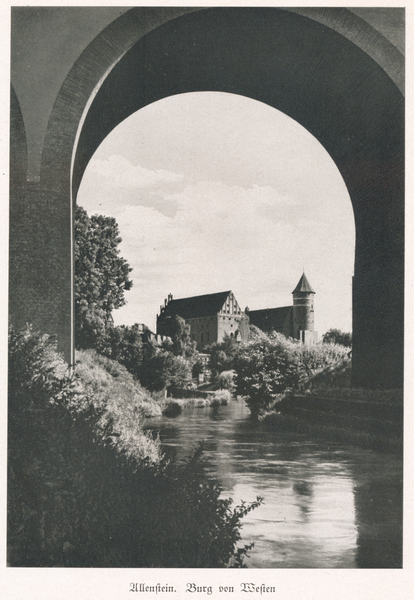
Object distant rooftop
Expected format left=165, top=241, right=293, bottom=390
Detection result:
left=247, top=306, right=292, bottom=332
left=160, top=291, right=233, bottom=319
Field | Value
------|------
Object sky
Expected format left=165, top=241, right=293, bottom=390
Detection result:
left=77, top=91, right=355, bottom=336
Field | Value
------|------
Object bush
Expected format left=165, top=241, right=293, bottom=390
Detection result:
left=74, top=349, right=162, bottom=461
left=303, top=356, right=352, bottom=390
left=97, top=324, right=144, bottom=380
left=162, top=399, right=185, bottom=417
left=84, top=318, right=200, bottom=396
left=8, top=326, right=261, bottom=567
left=217, top=370, right=236, bottom=391
left=140, top=350, right=194, bottom=392
left=322, top=328, right=352, bottom=347
left=211, top=389, right=232, bottom=406
left=233, top=332, right=349, bottom=417
left=206, top=335, right=241, bottom=377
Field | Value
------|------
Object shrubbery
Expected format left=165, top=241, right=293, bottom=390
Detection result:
left=139, top=350, right=194, bottom=392
left=217, top=370, right=236, bottom=391
left=206, top=335, right=241, bottom=379
left=162, top=399, right=185, bottom=417
left=301, top=355, right=352, bottom=391
left=233, top=332, right=349, bottom=417
left=92, top=316, right=199, bottom=394
left=211, top=389, right=232, bottom=406
left=74, top=349, right=162, bottom=458
left=96, top=323, right=144, bottom=380
left=322, top=328, right=352, bottom=347
left=8, top=326, right=261, bottom=567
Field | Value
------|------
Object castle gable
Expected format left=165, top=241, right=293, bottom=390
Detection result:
left=157, top=290, right=248, bottom=349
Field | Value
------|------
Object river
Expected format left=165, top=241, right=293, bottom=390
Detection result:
left=144, top=398, right=402, bottom=568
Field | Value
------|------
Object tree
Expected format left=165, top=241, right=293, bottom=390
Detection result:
left=205, top=333, right=240, bottom=378
left=75, top=206, right=132, bottom=349
left=233, top=334, right=298, bottom=418
left=322, top=329, right=352, bottom=347
left=161, top=315, right=197, bottom=359
left=97, top=324, right=144, bottom=380
left=233, top=332, right=350, bottom=418
left=140, top=350, right=193, bottom=392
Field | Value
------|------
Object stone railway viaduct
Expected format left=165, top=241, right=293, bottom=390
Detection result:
left=10, top=7, right=404, bottom=389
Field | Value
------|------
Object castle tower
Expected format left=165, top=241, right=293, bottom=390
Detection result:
left=292, top=272, right=317, bottom=344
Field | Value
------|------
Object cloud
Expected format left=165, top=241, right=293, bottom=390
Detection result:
left=78, top=155, right=185, bottom=217
left=88, top=155, right=184, bottom=189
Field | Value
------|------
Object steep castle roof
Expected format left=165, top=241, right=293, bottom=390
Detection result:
left=161, top=291, right=233, bottom=319
left=292, top=272, right=315, bottom=294
left=248, top=306, right=292, bottom=332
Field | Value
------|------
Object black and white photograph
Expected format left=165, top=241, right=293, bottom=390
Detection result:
left=4, top=2, right=410, bottom=598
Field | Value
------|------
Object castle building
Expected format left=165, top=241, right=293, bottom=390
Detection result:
left=156, top=291, right=250, bottom=350
left=247, top=273, right=318, bottom=344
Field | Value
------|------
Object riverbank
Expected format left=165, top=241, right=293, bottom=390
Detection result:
left=162, top=389, right=231, bottom=417
left=262, top=389, right=403, bottom=453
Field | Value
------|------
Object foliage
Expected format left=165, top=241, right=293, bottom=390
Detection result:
left=75, top=205, right=132, bottom=349
left=97, top=323, right=144, bottom=380
left=94, top=318, right=199, bottom=394
left=233, top=333, right=349, bottom=417
left=8, top=326, right=262, bottom=567
left=217, top=370, right=236, bottom=392
left=191, top=356, right=205, bottom=379
left=249, top=324, right=268, bottom=340
left=162, top=314, right=198, bottom=360
left=211, top=389, right=232, bottom=406
left=139, top=350, right=194, bottom=392
left=162, top=399, right=185, bottom=417
left=322, top=328, right=352, bottom=347
left=206, top=334, right=241, bottom=377
left=128, top=444, right=263, bottom=568
left=74, top=349, right=162, bottom=457
left=295, top=341, right=349, bottom=383
left=233, top=334, right=296, bottom=417
left=302, top=356, right=352, bottom=391
left=304, top=385, right=402, bottom=405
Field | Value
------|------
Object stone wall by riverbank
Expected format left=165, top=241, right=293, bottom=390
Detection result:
left=264, top=391, right=403, bottom=453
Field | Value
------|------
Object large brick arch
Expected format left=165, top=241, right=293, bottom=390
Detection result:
left=11, top=8, right=404, bottom=388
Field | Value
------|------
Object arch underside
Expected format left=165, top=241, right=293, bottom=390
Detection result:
left=11, top=8, right=404, bottom=388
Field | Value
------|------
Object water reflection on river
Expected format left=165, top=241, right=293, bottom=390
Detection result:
left=144, top=399, right=402, bottom=568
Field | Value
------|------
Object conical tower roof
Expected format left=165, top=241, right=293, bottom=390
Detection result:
left=292, top=272, right=315, bottom=294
